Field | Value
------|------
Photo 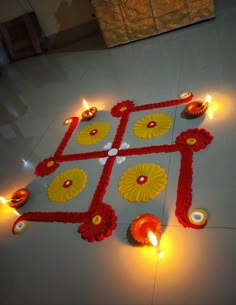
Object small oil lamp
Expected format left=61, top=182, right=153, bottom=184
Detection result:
left=9, top=188, right=30, bottom=208
left=128, top=214, right=162, bottom=246
left=0, top=188, right=29, bottom=211
left=184, top=95, right=211, bottom=118
left=81, top=98, right=97, bottom=120
left=178, top=91, right=192, bottom=99
left=64, top=118, right=72, bottom=125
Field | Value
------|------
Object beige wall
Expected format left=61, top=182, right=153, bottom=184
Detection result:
left=0, top=0, right=94, bottom=36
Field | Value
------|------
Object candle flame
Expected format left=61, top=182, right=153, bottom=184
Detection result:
left=83, top=98, right=90, bottom=110
left=200, top=94, right=212, bottom=108
left=148, top=231, right=158, bottom=247
left=0, top=196, right=7, bottom=204
left=0, top=196, right=20, bottom=216
left=205, top=95, right=212, bottom=103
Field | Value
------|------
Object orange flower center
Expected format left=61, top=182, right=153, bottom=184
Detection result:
left=92, top=215, right=102, bottom=225
left=186, top=138, right=197, bottom=145
left=120, top=106, right=127, bottom=112
left=147, top=121, right=157, bottom=128
left=90, top=129, right=98, bottom=136
left=47, top=160, right=55, bottom=167
left=136, top=175, right=148, bottom=185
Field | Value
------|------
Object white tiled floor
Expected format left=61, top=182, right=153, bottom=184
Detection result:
left=1, top=1, right=236, bottom=305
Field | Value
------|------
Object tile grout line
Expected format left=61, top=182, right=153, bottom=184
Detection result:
left=160, top=64, right=184, bottom=226
left=151, top=252, right=159, bottom=305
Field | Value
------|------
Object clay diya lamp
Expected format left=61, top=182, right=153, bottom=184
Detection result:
left=9, top=188, right=30, bottom=209
left=129, top=214, right=162, bottom=246
left=81, top=106, right=97, bottom=120
left=184, top=101, right=208, bottom=118
left=184, top=95, right=211, bottom=118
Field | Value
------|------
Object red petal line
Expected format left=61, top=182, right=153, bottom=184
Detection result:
left=54, top=117, right=79, bottom=158
left=12, top=211, right=90, bottom=233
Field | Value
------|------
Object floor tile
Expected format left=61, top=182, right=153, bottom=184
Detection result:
left=153, top=227, right=236, bottom=305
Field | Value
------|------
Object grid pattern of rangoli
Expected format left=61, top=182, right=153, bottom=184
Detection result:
left=12, top=93, right=213, bottom=242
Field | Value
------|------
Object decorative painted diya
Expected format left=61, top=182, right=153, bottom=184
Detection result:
left=129, top=214, right=162, bottom=246
left=81, top=107, right=97, bottom=120
left=184, top=101, right=208, bottom=118
left=9, top=188, right=30, bottom=208
left=178, top=91, right=192, bottom=99
left=13, top=220, right=29, bottom=234
left=188, top=208, right=208, bottom=226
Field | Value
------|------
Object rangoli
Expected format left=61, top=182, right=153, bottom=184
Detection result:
left=12, top=93, right=213, bottom=242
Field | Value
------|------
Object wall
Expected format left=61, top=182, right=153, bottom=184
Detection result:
left=0, top=0, right=95, bottom=36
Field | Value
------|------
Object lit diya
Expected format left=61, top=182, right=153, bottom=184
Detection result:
left=128, top=214, right=162, bottom=246
left=184, top=95, right=211, bottom=118
left=9, top=188, right=30, bottom=208
left=81, top=98, right=97, bottom=120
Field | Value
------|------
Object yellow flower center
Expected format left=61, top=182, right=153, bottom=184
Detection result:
left=120, top=106, right=127, bottom=112
left=47, top=160, right=55, bottom=167
left=186, top=138, right=197, bottom=145
left=92, top=215, right=102, bottom=225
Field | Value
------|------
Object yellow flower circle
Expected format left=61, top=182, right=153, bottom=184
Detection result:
left=92, top=215, right=102, bottom=225
left=133, top=113, right=172, bottom=139
left=48, top=168, right=87, bottom=203
left=119, top=163, right=167, bottom=202
left=186, top=138, right=197, bottom=145
left=77, top=122, right=110, bottom=145
left=120, top=106, right=127, bottom=112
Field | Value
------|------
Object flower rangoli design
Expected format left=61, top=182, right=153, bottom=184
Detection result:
left=48, top=168, right=87, bottom=203
left=133, top=113, right=172, bottom=139
left=119, top=163, right=167, bottom=202
left=77, top=122, right=110, bottom=145
left=13, top=92, right=214, bottom=241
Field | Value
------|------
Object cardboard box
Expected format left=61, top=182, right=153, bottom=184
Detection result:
left=91, top=0, right=215, bottom=47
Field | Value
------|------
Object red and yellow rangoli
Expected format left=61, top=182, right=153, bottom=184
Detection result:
left=12, top=92, right=213, bottom=242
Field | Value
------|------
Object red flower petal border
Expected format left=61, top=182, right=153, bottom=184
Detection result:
left=34, top=157, right=59, bottom=177
left=175, top=128, right=213, bottom=152
left=111, top=100, right=135, bottom=117
left=78, top=203, right=118, bottom=242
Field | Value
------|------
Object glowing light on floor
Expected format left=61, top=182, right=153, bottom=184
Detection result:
left=208, top=112, right=214, bottom=120
left=0, top=196, right=20, bottom=216
left=158, top=251, right=165, bottom=259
